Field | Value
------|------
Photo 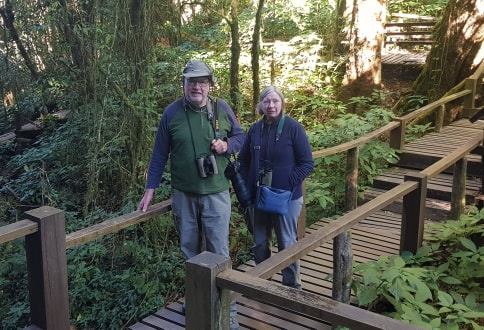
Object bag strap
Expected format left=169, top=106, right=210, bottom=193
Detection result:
left=254, top=114, right=285, bottom=186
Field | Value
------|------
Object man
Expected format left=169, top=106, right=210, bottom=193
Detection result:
left=138, top=60, right=244, bottom=329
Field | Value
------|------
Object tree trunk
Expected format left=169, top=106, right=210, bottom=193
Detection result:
left=412, top=0, right=484, bottom=102
left=328, top=0, right=347, bottom=60
left=251, top=0, right=264, bottom=116
left=0, top=0, right=39, bottom=79
left=228, top=0, right=240, bottom=115
left=339, top=0, right=385, bottom=103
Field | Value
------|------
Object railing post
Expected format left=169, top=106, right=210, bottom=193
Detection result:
left=463, top=78, right=477, bottom=110
left=297, top=183, right=306, bottom=239
left=450, top=158, right=467, bottom=219
left=400, top=173, right=427, bottom=254
left=24, top=206, right=70, bottom=330
left=186, top=251, right=231, bottom=330
left=389, top=117, right=406, bottom=150
left=332, top=147, right=357, bottom=304
left=435, top=104, right=445, bottom=133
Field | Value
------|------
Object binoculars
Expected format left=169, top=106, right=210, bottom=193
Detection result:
left=196, top=154, right=218, bottom=178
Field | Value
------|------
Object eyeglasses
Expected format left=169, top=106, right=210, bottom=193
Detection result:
left=187, top=78, right=210, bottom=87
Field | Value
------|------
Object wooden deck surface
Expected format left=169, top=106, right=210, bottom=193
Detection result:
left=129, top=212, right=400, bottom=330
left=129, top=120, right=482, bottom=329
left=382, top=52, right=427, bottom=66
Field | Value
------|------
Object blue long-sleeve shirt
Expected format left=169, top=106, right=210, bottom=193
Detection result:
left=238, top=115, right=314, bottom=200
left=146, top=97, right=245, bottom=193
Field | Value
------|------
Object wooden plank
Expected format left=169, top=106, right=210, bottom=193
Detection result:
left=218, top=270, right=418, bottom=330
left=153, top=308, right=186, bottom=326
left=237, top=304, right=311, bottom=330
left=237, top=296, right=331, bottom=329
left=128, top=323, right=157, bottom=330
left=66, top=200, right=171, bottom=248
left=0, top=219, right=38, bottom=245
left=313, top=121, right=400, bottom=158
left=421, top=136, right=481, bottom=177
left=385, top=22, right=435, bottom=27
left=141, top=315, right=184, bottom=329
left=246, top=182, right=417, bottom=280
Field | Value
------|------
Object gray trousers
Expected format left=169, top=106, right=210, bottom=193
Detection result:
left=171, top=188, right=231, bottom=259
left=253, top=197, right=303, bottom=289
left=172, top=188, right=238, bottom=326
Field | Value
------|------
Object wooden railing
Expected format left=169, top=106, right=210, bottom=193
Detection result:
left=1, top=62, right=483, bottom=329
left=384, top=13, right=436, bottom=46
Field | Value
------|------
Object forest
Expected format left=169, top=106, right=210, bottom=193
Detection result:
left=0, top=0, right=483, bottom=328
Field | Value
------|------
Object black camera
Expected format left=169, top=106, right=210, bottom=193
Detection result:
left=224, top=157, right=252, bottom=208
left=196, top=154, right=218, bottom=178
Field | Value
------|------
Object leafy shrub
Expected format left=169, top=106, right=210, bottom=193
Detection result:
left=305, top=104, right=398, bottom=221
left=353, top=209, right=484, bottom=329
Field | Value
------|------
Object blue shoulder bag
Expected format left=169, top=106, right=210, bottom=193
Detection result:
left=254, top=115, right=293, bottom=216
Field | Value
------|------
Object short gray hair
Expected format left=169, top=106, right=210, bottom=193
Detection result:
left=257, top=86, right=285, bottom=115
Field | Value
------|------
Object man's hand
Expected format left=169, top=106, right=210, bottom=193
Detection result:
left=211, top=139, right=228, bottom=155
left=138, top=189, right=155, bottom=212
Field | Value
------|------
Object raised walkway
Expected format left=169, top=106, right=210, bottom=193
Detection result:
left=130, top=119, right=483, bottom=329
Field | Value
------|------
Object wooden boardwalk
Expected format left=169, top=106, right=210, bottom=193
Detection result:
left=129, top=119, right=482, bottom=330
left=382, top=52, right=427, bottom=66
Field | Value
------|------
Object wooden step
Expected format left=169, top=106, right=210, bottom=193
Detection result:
left=373, top=167, right=480, bottom=203
left=397, top=151, right=481, bottom=176
left=361, top=187, right=451, bottom=221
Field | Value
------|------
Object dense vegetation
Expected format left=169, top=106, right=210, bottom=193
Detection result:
left=1, top=0, right=482, bottom=328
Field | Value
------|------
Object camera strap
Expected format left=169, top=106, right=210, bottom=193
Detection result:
left=184, top=98, right=219, bottom=158
left=206, top=97, right=220, bottom=139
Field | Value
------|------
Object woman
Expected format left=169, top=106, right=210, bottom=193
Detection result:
left=239, top=86, right=314, bottom=288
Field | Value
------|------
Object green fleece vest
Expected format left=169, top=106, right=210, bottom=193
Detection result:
left=169, top=99, right=231, bottom=194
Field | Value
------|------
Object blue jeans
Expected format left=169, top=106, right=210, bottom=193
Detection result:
left=253, top=197, right=303, bottom=289
left=171, top=188, right=231, bottom=259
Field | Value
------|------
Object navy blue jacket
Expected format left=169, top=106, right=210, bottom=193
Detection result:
left=238, top=115, right=314, bottom=200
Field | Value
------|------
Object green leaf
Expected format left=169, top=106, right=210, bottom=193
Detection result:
left=357, top=287, right=378, bottom=306
left=441, top=276, right=462, bottom=285
left=429, top=317, right=441, bottom=327
left=465, top=293, right=477, bottom=308
left=392, top=256, right=406, bottom=268
left=439, top=306, right=451, bottom=313
left=362, top=267, right=380, bottom=285
left=459, top=237, right=477, bottom=252
left=462, top=311, right=484, bottom=319
left=383, top=268, right=401, bottom=283
left=416, top=302, right=439, bottom=316
left=413, top=278, right=433, bottom=302
left=438, top=291, right=453, bottom=307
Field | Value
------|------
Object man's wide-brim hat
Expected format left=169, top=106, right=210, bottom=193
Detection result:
left=182, top=60, right=213, bottom=78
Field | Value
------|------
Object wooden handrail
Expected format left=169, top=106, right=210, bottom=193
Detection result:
left=401, top=89, right=471, bottom=122
left=218, top=269, right=418, bottom=330
left=421, top=135, right=482, bottom=178
left=312, top=121, right=400, bottom=159
left=65, top=199, right=172, bottom=249
left=470, top=60, right=484, bottom=80
left=246, top=181, right=418, bottom=279
left=0, top=219, right=38, bottom=245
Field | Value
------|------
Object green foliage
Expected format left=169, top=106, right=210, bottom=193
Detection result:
left=388, top=0, right=448, bottom=17
left=305, top=104, right=398, bottom=221
left=263, top=1, right=302, bottom=41
left=405, top=123, right=434, bottom=142
left=353, top=210, right=484, bottom=329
